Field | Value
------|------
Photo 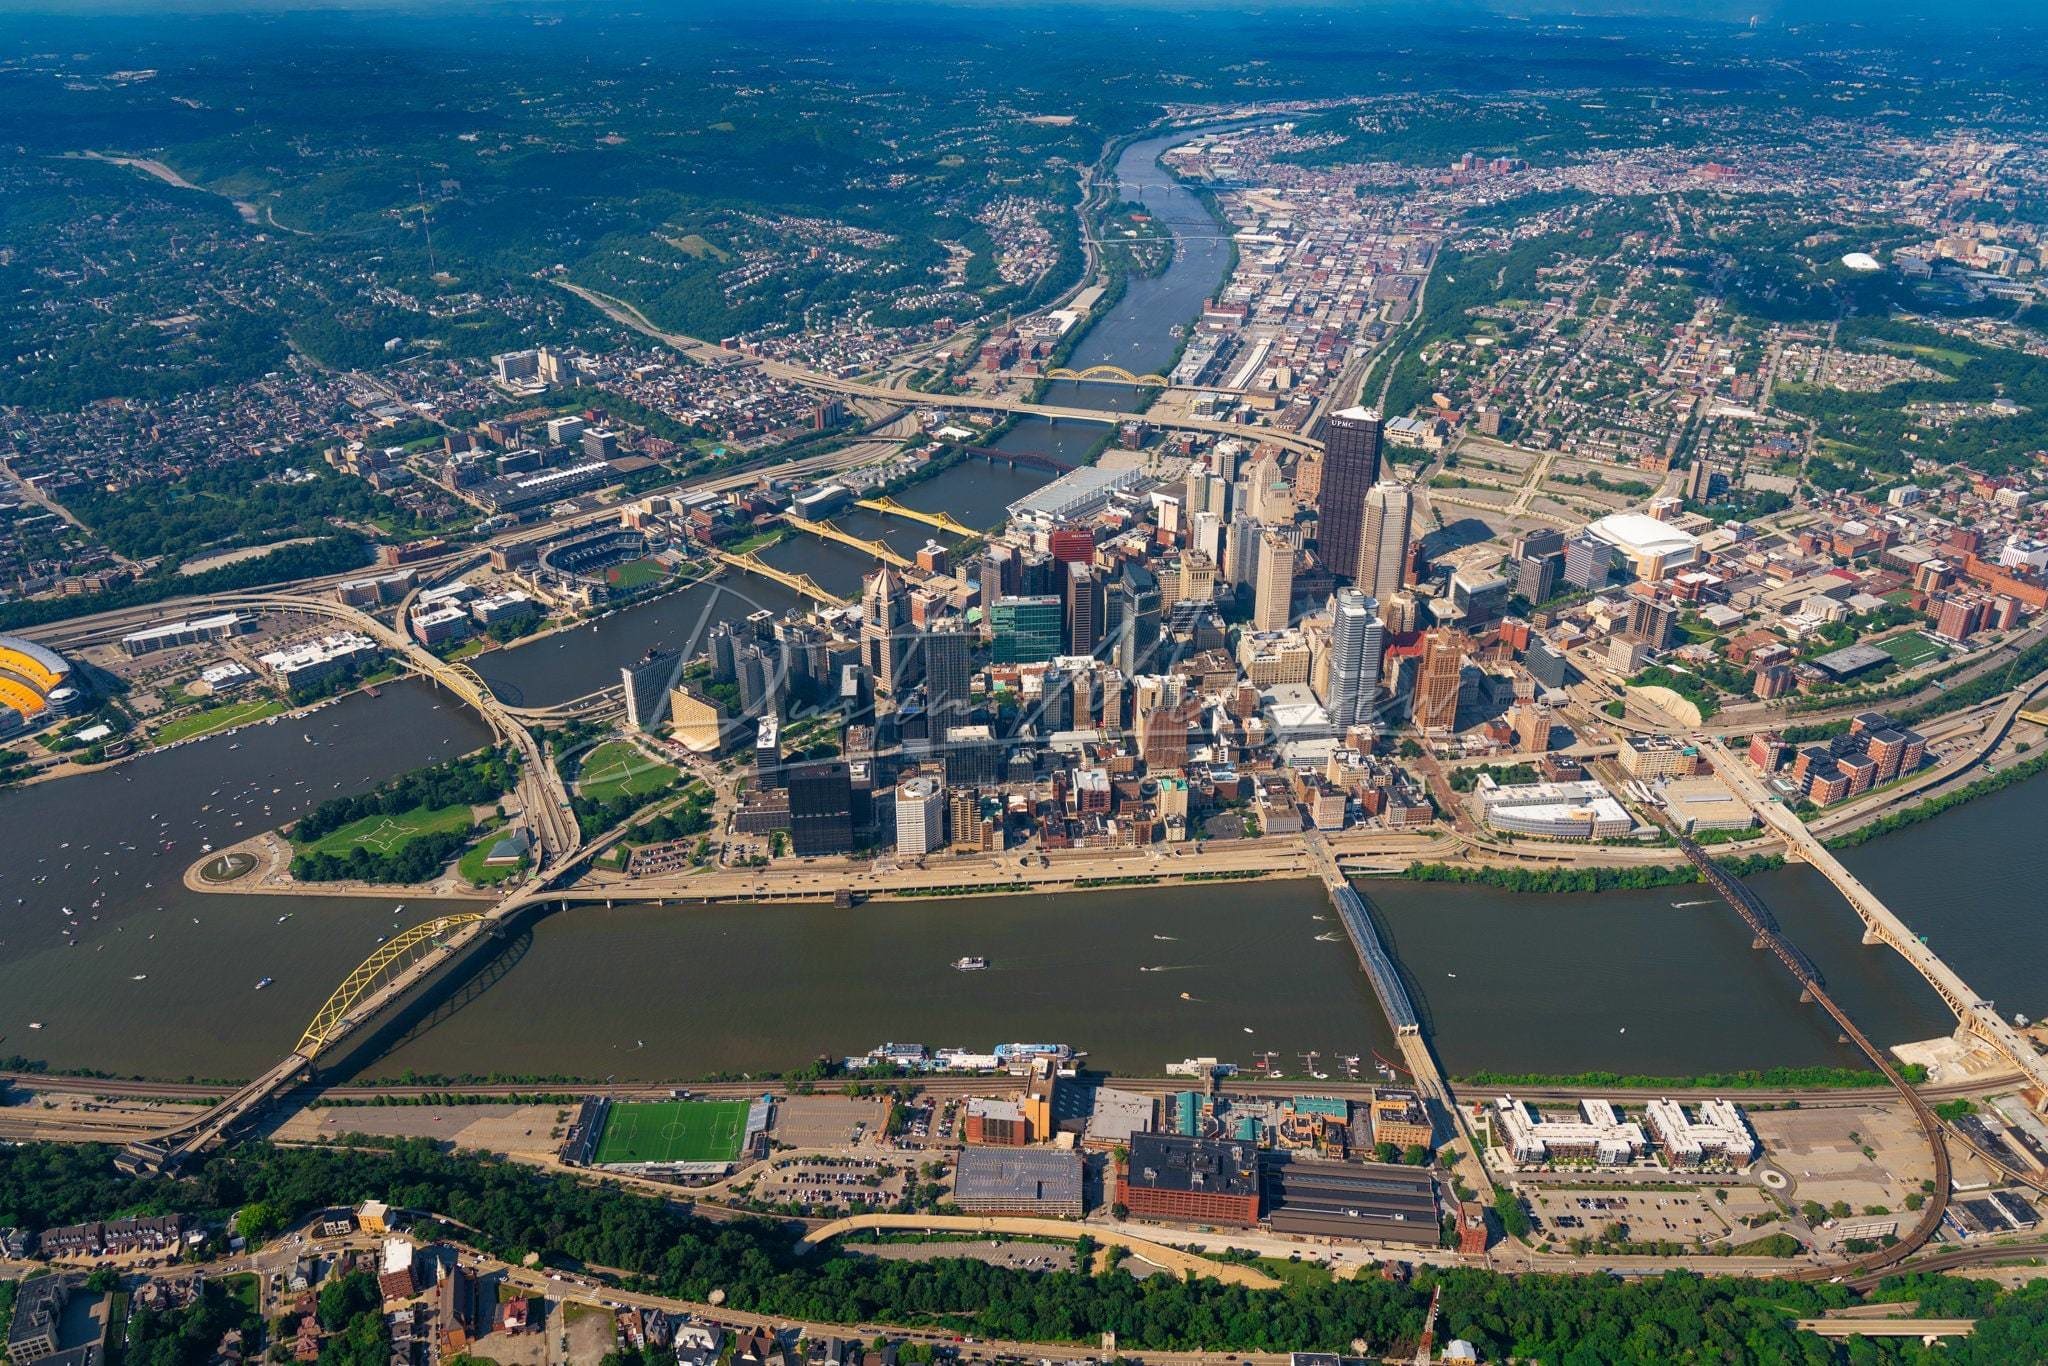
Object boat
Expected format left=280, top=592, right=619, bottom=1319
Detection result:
left=276, top=914, right=292, bottom=924
left=952, top=956, right=988, bottom=971
left=130, top=974, right=147, bottom=982
left=255, top=977, right=273, bottom=990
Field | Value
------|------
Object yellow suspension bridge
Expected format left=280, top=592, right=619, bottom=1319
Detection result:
left=855, top=497, right=978, bottom=540
left=708, top=548, right=849, bottom=607
left=781, top=517, right=913, bottom=569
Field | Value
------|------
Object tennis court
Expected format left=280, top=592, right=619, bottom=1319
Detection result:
left=592, top=1099, right=749, bottom=1166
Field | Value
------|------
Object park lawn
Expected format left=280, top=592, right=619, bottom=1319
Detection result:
left=577, top=739, right=678, bottom=802
left=296, top=803, right=474, bottom=858
left=1867, top=338, right=1974, bottom=368
left=222, top=1273, right=259, bottom=1312
left=457, top=823, right=525, bottom=887
left=1252, top=1257, right=1334, bottom=1289
left=154, top=697, right=286, bottom=744
left=592, top=1099, right=748, bottom=1166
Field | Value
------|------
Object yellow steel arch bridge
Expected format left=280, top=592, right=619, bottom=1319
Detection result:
left=1044, top=364, right=1171, bottom=387
left=297, top=913, right=486, bottom=1056
left=855, top=497, right=977, bottom=540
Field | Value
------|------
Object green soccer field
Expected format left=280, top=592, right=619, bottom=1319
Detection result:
left=592, top=1100, right=749, bottom=1165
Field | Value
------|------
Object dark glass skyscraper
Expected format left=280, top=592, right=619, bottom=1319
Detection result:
left=1316, top=406, right=1384, bottom=582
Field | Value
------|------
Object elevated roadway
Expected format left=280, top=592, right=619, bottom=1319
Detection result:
left=1700, top=738, right=2048, bottom=1110
left=558, top=281, right=1323, bottom=459
left=201, top=593, right=581, bottom=867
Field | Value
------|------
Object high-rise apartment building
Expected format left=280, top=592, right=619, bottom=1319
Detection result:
left=1316, top=406, right=1384, bottom=582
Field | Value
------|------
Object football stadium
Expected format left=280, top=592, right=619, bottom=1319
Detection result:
left=0, top=635, right=82, bottom=736
left=566, top=1097, right=771, bottom=1178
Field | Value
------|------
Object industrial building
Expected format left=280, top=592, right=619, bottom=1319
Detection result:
left=952, top=1147, right=1084, bottom=1217
left=476, top=460, right=614, bottom=512
left=1120, top=1134, right=1261, bottom=1227
left=1661, top=776, right=1756, bottom=834
left=1259, top=1156, right=1439, bottom=1245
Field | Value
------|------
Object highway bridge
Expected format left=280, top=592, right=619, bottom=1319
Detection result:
left=1793, top=1318, right=1975, bottom=1340
left=202, top=593, right=582, bottom=867
left=1700, top=737, right=2048, bottom=1111
left=557, top=281, right=1325, bottom=459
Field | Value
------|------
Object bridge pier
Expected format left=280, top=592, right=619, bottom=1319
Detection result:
left=1752, top=935, right=1769, bottom=951
left=1799, top=987, right=1815, bottom=1004
left=1863, top=926, right=1886, bottom=947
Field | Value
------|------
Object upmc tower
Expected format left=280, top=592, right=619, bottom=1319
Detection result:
left=1316, top=406, right=1384, bottom=583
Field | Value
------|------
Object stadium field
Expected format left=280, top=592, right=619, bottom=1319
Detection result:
left=592, top=1099, right=748, bottom=1166
left=1877, top=632, right=1947, bottom=668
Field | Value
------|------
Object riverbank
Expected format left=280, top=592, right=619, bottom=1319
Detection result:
left=1394, top=854, right=1784, bottom=894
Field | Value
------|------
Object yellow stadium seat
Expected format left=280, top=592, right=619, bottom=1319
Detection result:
left=0, top=675, right=45, bottom=717
left=0, top=646, right=59, bottom=692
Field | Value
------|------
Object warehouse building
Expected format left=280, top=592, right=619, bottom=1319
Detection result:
left=1260, top=1156, right=1439, bottom=1245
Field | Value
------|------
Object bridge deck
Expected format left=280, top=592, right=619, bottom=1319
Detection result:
left=1702, top=739, right=2048, bottom=1105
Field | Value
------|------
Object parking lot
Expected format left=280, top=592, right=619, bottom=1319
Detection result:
left=740, top=1156, right=913, bottom=1212
left=774, top=1094, right=892, bottom=1149
left=1523, top=1185, right=1760, bottom=1250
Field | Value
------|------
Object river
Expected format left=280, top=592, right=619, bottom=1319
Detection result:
left=0, top=681, right=491, bottom=1079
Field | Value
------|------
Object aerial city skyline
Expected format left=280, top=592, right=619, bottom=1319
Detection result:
left=0, top=2, right=2046, bottom=1361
